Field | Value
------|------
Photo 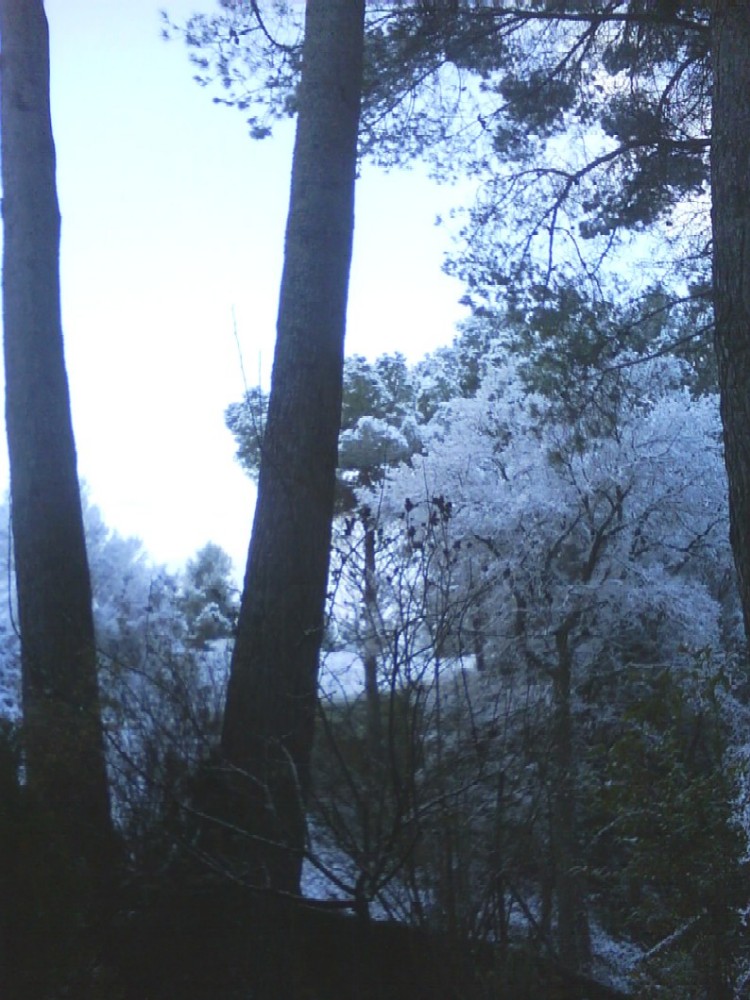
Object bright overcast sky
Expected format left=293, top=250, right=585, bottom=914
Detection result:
left=0, top=0, right=470, bottom=573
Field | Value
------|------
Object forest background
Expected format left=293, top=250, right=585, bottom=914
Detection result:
left=2, top=3, right=750, bottom=1000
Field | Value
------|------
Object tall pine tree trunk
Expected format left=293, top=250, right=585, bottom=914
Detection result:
left=221, top=0, right=365, bottom=892
left=711, top=3, right=750, bottom=644
left=0, top=0, right=112, bottom=859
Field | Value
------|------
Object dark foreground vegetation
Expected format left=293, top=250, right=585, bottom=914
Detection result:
left=1, top=826, right=628, bottom=1000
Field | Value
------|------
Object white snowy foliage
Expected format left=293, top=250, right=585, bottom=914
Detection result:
left=0, top=495, right=236, bottom=840
left=318, top=352, right=745, bottom=961
left=371, top=356, right=734, bottom=683
left=339, top=416, right=415, bottom=475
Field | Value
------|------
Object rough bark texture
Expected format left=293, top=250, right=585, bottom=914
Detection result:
left=221, top=0, right=365, bottom=891
left=711, top=2, right=750, bottom=644
left=0, top=0, right=112, bottom=856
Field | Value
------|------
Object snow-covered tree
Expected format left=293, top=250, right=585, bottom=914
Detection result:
left=87, top=520, right=236, bottom=855
left=340, top=350, right=745, bottom=986
left=0, top=496, right=238, bottom=860
left=179, top=542, right=238, bottom=650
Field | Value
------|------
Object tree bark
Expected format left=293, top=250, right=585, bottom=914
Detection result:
left=711, top=2, right=750, bottom=644
left=552, top=617, right=589, bottom=972
left=0, top=0, right=112, bottom=859
left=221, top=0, right=365, bottom=891
left=363, top=523, right=384, bottom=767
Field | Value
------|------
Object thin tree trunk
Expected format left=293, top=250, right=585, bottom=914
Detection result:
left=552, top=617, right=588, bottom=972
left=0, top=0, right=112, bottom=860
left=363, top=523, right=384, bottom=765
left=221, top=0, right=365, bottom=892
left=711, top=2, right=750, bottom=644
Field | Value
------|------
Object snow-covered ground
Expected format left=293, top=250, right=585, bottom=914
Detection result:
left=318, top=650, right=365, bottom=701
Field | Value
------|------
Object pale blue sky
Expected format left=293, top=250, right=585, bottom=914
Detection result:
left=5, top=0, right=470, bottom=571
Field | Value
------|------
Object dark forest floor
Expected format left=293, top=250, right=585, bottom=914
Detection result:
left=3, top=872, right=630, bottom=1000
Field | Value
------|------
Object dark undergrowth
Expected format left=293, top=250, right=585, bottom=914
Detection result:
left=2, top=866, right=628, bottom=1000
left=0, top=730, right=626, bottom=1000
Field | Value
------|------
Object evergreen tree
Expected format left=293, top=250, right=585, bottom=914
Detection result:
left=227, top=352, right=425, bottom=878
left=179, top=542, right=238, bottom=650
left=0, top=0, right=112, bottom=863
left=176, top=1, right=750, bottom=643
left=220, top=0, right=366, bottom=892
left=710, top=3, right=750, bottom=642
left=362, top=351, right=742, bottom=984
